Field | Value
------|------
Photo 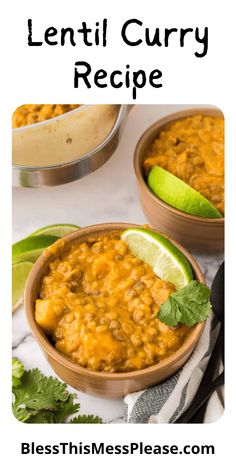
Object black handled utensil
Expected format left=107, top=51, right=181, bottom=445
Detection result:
left=176, top=262, right=224, bottom=423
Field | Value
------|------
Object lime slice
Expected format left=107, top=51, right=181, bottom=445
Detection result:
left=12, top=235, right=58, bottom=264
left=121, top=228, right=193, bottom=290
left=148, top=165, right=222, bottom=218
left=12, top=261, right=34, bottom=312
left=30, top=224, right=80, bottom=238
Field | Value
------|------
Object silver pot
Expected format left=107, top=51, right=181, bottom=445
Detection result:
left=12, top=105, right=130, bottom=188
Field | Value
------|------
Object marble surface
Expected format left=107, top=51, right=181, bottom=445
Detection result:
left=12, top=105, right=224, bottom=423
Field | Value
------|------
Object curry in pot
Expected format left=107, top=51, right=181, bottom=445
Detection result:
left=12, top=104, right=80, bottom=128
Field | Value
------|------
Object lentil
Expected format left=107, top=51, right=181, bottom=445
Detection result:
left=35, top=231, right=191, bottom=372
left=143, top=115, right=224, bottom=215
left=12, top=104, right=80, bottom=128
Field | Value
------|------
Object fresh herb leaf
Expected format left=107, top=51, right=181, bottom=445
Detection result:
left=12, top=359, right=102, bottom=424
left=25, top=410, right=56, bottom=424
left=52, top=394, right=80, bottom=423
left=158, top=280, right=212, bottom=327
left=12, top=404, right=38, bottom=423
left=70, top=415, right=102, bottom=424
left=12, top=358, right=25, bottom=387
left=13, top=368, right=68, bottom=411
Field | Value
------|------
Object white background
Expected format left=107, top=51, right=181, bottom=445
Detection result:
left=1, top=0, right=235, bottom=470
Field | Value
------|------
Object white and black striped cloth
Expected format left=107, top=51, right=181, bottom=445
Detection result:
left=124, top=315, right=223, bottom=423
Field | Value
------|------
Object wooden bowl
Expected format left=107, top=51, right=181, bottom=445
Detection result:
left=134, top=108, right=224, bottom=252
left=25, top=223, right=206, bottom=398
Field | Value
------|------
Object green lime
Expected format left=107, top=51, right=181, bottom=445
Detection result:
left=12, top=261, right=34, bottom=312
left=30, top=224, right=80, bottom=238
left=148, top=165, right=222, bottom=218
left=12, top=235, right=58, bottom=264
left=121, top=228, right=193, bottom=290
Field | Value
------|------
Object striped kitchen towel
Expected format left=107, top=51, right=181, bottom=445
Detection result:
left=124, top=314, right=223, bottom=423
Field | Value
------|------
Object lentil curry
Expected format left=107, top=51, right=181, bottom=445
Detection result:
left=143, top=115, right=224, bottom=215
left=35, top=232, right=190, bottom=373
left=12, top=104, right=80, bottom=128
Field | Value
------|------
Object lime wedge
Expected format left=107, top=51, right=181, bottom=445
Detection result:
left=12, top=261, right=34, bottom=312
left=121, top=228, right=193, bottom=290
left=12, top=235, right=58, bottom=264
left=30, top=224, right=80, bottom=238
left=148, top=165, right=222, bottom=218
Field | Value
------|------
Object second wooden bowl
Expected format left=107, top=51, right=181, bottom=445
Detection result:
left=134, top=108, right=224, bottom=252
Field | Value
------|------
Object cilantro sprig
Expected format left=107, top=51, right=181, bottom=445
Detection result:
left=12, top=359, right=102, bottom=424
left=158, top=280, right=212, bottom=327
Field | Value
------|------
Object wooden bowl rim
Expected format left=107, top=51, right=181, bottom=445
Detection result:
left=134, top=107, right=224, bottom=225
left=25, top=222, right=206, bottom=381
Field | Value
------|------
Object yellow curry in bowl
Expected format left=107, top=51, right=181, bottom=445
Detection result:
left=143, top=115, right=224, bottom=216
left=35, top=231, right=190, bottom=373
left=12, top=104, right=80, bottom=128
